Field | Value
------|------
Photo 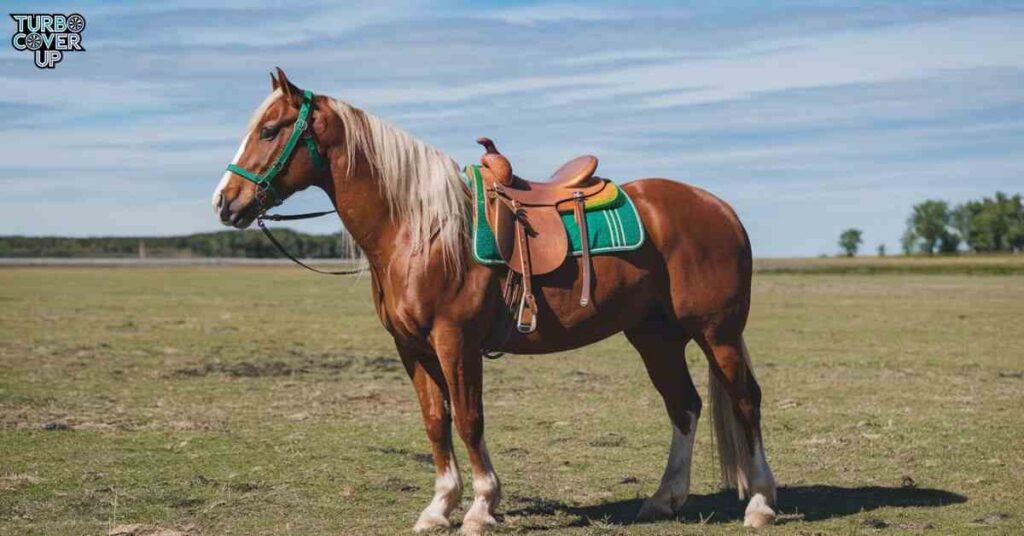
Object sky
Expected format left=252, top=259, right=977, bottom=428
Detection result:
left=2, top=1, right=1022, bottom=257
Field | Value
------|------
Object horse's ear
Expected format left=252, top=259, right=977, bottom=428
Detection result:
left=270, top=72, right=279, bottom=91
left=275, top=67, right=302, bottom=102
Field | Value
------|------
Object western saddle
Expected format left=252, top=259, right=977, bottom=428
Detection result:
left=474, top=137, right=614, bottom=333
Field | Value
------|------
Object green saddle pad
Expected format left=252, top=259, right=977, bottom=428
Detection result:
left=464, top=165, right=645, bottom=265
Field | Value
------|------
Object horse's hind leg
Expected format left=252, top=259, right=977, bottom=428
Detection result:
left=625, top=315, right=702, bottom=521
left=698, top=328, right=777, bottom=528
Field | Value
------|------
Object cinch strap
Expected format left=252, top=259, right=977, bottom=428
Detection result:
left=225, top=89, right=326, bottom=206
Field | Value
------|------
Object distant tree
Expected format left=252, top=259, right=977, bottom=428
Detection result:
left=877, top=243, right=886, bottom=257
left=995, top=192, right=1024, bottom=252
left=900, top=228, right=917, bottom=255
left=0, top=229, right=359, bottom=259
left=1010, top=194, right=1024, bottom=252
left=908, top=200, right=954, bottom=254
left=839, top=228, right=863, bottom=257
left=938, top=231, right=960, bottom=253
left=951, top=202, right=976, bottom=251
left=956, top=192, right=1024, bottom=252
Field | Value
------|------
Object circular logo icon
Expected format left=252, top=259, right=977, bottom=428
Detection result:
left=66, top=14, right=86, bottom=33
left=25, top=33, right=43, bottom=51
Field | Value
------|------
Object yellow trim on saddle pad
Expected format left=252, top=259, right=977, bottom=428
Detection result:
left=557, top=182, right=620, bottom=213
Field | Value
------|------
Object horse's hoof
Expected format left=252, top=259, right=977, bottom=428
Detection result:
left=743, top=510, right=775, bottom=528
left=460, top=514, right=497, bottom=535
left=635, top=499, right=674, bottom=522
left=413, top=511, right=450, bottom=532
left=743, top=492, right=776, bottom=528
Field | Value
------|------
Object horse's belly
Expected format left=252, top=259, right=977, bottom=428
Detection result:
left=496, top=249, right=661, bottom=354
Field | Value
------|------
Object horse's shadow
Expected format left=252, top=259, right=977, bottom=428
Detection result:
left=503, top=485, right=966, bottom=528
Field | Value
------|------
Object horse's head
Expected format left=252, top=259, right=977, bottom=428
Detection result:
left=213, top=68, right=335, bottom=228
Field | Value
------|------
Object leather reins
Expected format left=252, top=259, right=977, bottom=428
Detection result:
left=257, top=211, right=366, bottom=276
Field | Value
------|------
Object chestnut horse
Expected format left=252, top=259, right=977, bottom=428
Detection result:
left=212, top=69, right=777, bottom=533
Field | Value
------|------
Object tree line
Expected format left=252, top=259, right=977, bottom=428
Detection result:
left=839, top=191, right=1023, bottom=256
left=0, top=229, right=361, bottom=259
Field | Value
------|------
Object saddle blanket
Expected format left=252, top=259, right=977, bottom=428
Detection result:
left=464, top=165, right=646, bottom=265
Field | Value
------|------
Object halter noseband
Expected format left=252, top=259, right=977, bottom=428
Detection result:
left=226, top=89, right=327, bottom=208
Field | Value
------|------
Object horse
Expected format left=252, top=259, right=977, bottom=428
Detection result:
left=212, top=68, right=777, bottom=534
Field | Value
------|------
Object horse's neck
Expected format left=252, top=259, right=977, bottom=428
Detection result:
left=324, top=150, right=402, bottom=269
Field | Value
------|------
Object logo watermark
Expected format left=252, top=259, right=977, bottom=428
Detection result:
left=10, top=13, right=86, bottom=69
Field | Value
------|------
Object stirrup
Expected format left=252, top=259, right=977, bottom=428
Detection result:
left=516, top=292, right=537, bottom=333
left=515, top=217, right=538, bottom=334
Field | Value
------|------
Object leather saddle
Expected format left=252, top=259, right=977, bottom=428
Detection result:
left=474, top=137, right=612, bottom=333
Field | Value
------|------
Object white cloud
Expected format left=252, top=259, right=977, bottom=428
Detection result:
left=0, top=3, right=1022, bottom=257
left=477, top=3, right=635, bottom=25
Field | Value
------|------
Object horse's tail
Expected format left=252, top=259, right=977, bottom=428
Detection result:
left=708, top=335, right=758, bottom=499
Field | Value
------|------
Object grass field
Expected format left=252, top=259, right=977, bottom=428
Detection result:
left=1, top=264, right=1022, bottom=535
left=755, top=254, right=1024, bottom=275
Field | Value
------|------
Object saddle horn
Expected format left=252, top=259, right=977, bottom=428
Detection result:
left=476, top=137, right=499, bottom=154
left=477, top=137, right=513, bottom=186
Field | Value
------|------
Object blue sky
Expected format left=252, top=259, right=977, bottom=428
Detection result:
left=2, top=1, right=1022, bottom=257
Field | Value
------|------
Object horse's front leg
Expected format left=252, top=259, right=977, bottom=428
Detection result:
left=433, top=327, right=501, bottom=535
left=397, top=345, right=464, bottom=532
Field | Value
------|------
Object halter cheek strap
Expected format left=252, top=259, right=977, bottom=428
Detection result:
left=226, top=89, right=327, bottom=206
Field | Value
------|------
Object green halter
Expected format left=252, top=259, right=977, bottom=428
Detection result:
left=226, top=90, right=327, bottom=206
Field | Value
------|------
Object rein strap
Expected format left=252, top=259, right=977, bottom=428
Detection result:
left=257, top=211, right=366, bottom=276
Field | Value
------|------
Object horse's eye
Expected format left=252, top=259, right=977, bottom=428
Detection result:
left=259, top=126, right=278, bottom=141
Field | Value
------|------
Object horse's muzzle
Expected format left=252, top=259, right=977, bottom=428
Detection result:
left=216, top=192, right=257, bottom=229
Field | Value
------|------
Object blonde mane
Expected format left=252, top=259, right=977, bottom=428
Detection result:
left=326, top=97, right=469, bottom=275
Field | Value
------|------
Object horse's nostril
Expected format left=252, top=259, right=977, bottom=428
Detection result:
left=217, top=194, right=235, bottom=224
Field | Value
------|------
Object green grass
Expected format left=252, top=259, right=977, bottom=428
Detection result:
left=755, top=254, right=1024, bottom=275
left=1, top=267, right=1023, bottom=535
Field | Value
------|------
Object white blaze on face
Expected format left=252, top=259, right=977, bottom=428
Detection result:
left=212, top=133, right=250, bottom=209
left=212, top=89, right=284, bottom=211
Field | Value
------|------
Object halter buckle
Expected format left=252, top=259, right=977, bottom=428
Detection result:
left=254, top=182, right=280, bottom=210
